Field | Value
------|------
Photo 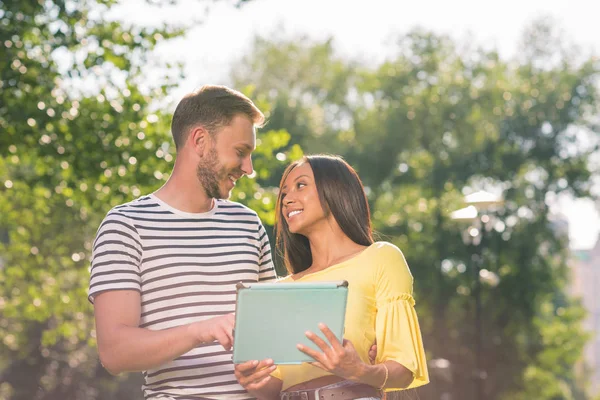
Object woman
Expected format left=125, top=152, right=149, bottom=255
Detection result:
left=235, top=155, right=429, bottom=400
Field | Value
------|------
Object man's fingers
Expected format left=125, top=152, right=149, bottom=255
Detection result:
left=215, top=331, right=232, bottom=350
left=227, top=327, right=234, bottom=347
left=224, top=324, right=234, bottom=347
left=255, top=359, right=274, bottom=371
left=227, top=313, right=236, bottom=327
left=235, top=360, right=259, bottom=373
left=247, top=374, right=272, bottom=391
left=241, top=365, right=276, bottom=388
left=242, top=358, right=273, bottom=376
left=249, top=364, right=277, bottom=381
left=235, top=359, right=274, bottom=378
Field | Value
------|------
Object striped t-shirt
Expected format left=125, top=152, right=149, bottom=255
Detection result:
left=88, top=194, right=277, bottom=400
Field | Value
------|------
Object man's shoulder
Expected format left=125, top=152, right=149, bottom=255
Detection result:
left=215, top=199, right=260, bottom=217
left=104, top=195, right=159, bottom=219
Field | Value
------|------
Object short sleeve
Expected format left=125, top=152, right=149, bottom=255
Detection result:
left=88, top=210, right=142, bottom=303
left=374, top=243, right=429, bottom=390
left=257, top=222, right=277, bottom=282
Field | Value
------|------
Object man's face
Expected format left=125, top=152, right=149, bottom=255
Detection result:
left=196, top=115, right=256, bottom=200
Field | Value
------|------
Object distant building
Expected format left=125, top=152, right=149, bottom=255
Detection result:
left=550, top=211, right=600, bottom=394
left=571, top=236, right=600, bottom=395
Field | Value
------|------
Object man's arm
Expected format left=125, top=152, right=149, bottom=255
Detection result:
left=94, top=289, right=234, bottom=375
left=257, top=221, right=277, bottom=281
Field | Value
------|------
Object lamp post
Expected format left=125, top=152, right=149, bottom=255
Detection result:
left=450, top=190, right=504, bottom=400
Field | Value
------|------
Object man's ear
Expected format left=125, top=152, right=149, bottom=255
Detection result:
left=188, top=126, right=211, bottom=156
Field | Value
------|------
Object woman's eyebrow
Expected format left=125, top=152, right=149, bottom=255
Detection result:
left=281, top=174, right=310, bottom=190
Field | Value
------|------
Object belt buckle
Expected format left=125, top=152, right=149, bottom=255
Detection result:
left=312, top=388, right=321, bottom=400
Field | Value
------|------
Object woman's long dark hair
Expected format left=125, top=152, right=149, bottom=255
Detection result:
left=274, top=154, right=374, bottom=274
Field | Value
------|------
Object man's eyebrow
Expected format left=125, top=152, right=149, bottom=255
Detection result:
left=237, top=143, right=254, bottom=151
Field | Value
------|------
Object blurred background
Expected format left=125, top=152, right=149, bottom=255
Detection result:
left=1, top=0, right=600, bottom=399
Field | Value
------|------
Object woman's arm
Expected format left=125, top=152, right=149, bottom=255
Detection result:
left=353, top=360, right=413, bottom=389
left=298, top=324, right=413, bottom=389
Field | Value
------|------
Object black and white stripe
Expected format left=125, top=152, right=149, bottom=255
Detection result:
left=89, top=195, right=276, bottom=399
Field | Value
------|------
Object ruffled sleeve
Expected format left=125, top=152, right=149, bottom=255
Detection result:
left=374, top=243, right=429, bottom=390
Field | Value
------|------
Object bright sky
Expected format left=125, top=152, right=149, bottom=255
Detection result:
left=113, top=0, right=600, bottom=249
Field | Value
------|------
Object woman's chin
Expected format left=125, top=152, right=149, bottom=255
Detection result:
left=290, top=227, right=310, bottom=237
left=288, top=225, right=303, bottom=235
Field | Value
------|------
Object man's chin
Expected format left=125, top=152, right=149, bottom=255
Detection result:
left=218, top=188, right=233, bottom=200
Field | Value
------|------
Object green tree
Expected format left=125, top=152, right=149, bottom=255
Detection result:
left=231, top=20, right=599, bottom=399
left=0, top=1, right=293, bottom=399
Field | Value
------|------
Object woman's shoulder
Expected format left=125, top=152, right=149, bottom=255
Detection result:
left=368, top=241, right=406, bottom=259
left=368, top=241, right=412, bottom=281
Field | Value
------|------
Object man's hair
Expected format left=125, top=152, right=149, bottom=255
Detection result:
left=170, top=85, right=265, bottom=150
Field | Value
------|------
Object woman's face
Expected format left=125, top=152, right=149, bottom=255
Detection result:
left=280, top=162, right=327, bottom=235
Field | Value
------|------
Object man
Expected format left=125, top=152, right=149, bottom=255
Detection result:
left=89, top=85, right=276, bottom=400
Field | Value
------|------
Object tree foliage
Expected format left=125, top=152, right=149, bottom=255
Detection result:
left=0, top=0, right=293, bottom=399
left=2, top=1, right=599, bottom=398
left=231, top=22, right=600, bottom=400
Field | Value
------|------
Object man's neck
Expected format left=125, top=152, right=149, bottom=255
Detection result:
left=154, top=165, right=214, bottom=214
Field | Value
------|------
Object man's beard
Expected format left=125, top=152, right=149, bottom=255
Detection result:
left=196, top=147, right=228, bottom=199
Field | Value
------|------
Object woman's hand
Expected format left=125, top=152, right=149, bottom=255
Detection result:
left=297, top=323, right=367, bottom=381
left=368, top=341, right=377, bottom=364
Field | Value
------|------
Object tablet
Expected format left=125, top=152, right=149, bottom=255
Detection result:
left=232, top=280, right=348, bottom=364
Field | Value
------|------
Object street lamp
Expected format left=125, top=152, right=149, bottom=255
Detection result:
left=451, top=190, right=504, bottom=400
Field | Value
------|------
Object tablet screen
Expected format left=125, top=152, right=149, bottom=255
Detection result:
left=232, top=281, right=348, bottom=364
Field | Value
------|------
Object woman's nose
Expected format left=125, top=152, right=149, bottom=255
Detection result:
left=283, top=194, right=295, bottom=205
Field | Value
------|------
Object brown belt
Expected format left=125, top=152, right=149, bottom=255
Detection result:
left=280, top=383, right=382, bottom=400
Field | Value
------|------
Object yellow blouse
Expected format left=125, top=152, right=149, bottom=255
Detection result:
left=271, top=242, right=429, bottom=391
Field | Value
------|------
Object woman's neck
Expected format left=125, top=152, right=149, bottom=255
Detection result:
left=303, top=220, right=367, bottom=273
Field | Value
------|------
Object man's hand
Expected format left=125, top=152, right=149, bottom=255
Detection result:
left=190, top=313, right=235, bottom=350
left=234, top=359, right=277, bottom=391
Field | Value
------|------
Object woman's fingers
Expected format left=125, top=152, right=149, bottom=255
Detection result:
left=368, top=344, right=377, bottom=364
left=305, top=329, right=335, bottom=354
left=309, top=361, right=327, bottom=371
left=297, top=342, right=327, bottom=365
left=318, top=323, right=344, bottom=353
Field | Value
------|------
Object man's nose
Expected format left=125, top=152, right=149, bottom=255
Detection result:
left=241, top=155, right=253, bottom=176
